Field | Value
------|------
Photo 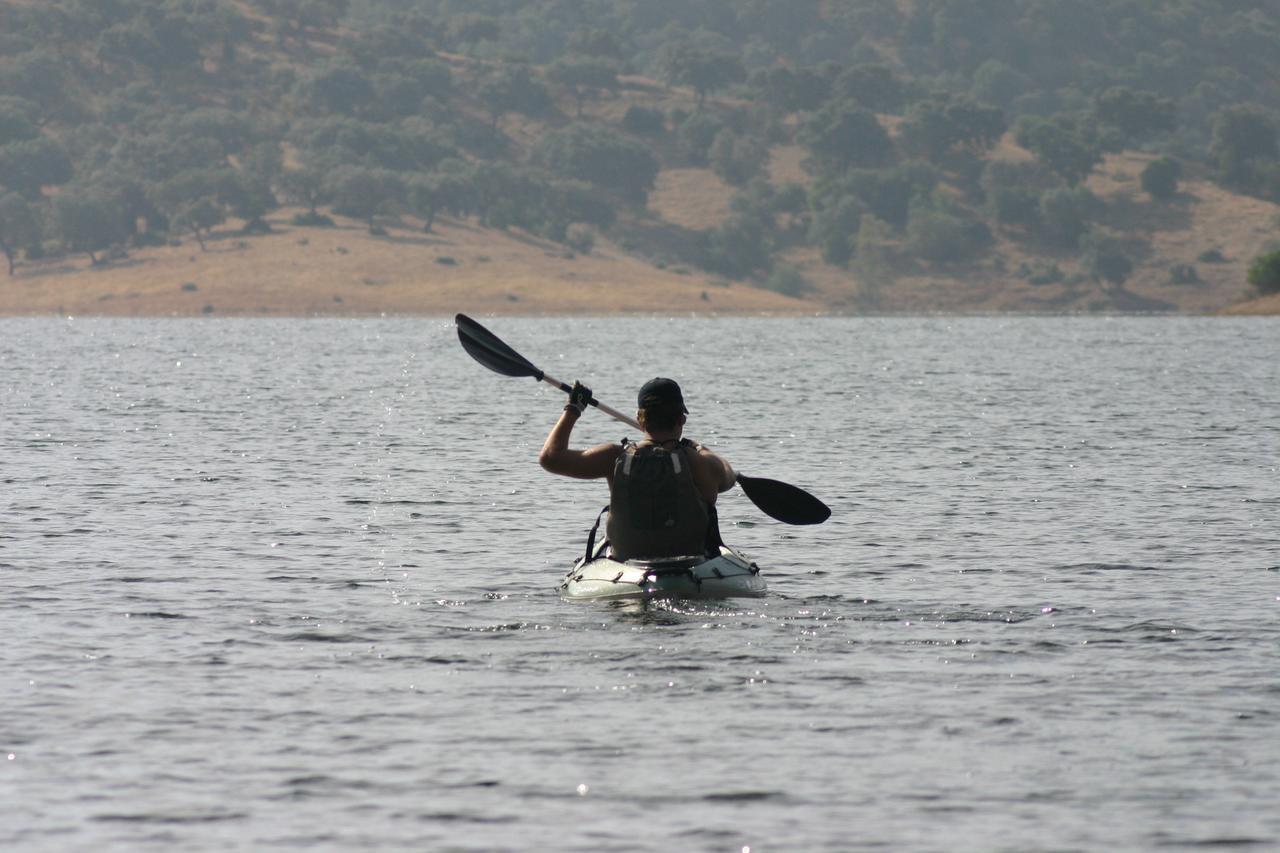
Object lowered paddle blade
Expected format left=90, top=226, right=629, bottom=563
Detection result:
left=456, top=313, right=543, bottom=380
left=737, top=474, right=830, bottom=525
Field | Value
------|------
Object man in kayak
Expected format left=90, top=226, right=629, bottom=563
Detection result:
left=539, top=377, right=737, bottom=560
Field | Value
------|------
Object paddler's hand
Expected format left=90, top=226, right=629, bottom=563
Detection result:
left=564, top=381, right=593, bottom=416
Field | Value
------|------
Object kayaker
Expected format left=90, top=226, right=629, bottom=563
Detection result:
left=539, top=377, right=737, bottom=560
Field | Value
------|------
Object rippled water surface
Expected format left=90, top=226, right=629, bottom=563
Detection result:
left=3, top=316, right=1278, bottom=851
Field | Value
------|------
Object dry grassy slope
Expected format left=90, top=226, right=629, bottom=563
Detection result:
left=650, top=141, right=1280, bottom=314
left=8, top=36, right=1279, bottom=316
left=0, top=210, right=808, bottom=317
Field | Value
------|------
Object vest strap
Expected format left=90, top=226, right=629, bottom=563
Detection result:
left=584, top=504, right=610, bottom=562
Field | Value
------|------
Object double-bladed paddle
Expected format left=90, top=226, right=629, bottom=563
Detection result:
left=455, top=313, right=830, bottom=526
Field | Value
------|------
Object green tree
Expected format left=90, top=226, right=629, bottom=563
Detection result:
left=834, top=64, right=906, bottom=113
left=0, top=192, right=40, bottom=275
left=1092, top=87, right=1176, bottom=143
left=675, top=111, right=726, bottom=165
left=658, top=44, right=745, bottom=107
left=478, top=66, right=552, bottom=132
left=279, top=166, right=332, bottom=216
left=545, top=56, right=619, bottom=118
left=981, top=160, right=1055, bottom=228
left=797, top=101, right=891, bottom=175
left=408, top=164, right=476, bottom=232
left=567, top=28, right=625, bottom=60
left=1080, top=234, right=1134, bottom=290
left=1211, top=106, right=1278, bottom=186
left=840, top=163, right=939, bottom=229
left=1037, top=186, right=1099, bottom=248
left=709, top=130, right=768, bottom=187
left=51, top=189, right=126, bottom=264
left=0, top=137, right=73, bottom=197
left=296, top=64, right=376, bottom=117
left=807, top=195, right=863, bottom=266
left=0, top=50, right=65, bottom=107
left=853, top=214, right=895, bottom=306
left=1246, top=248, right=1280, bottom=295
left=905, top=197, right=992, bottom=262
left=534, top=123, right=659, bottom=204
left=0, top=105, right=39, bottom=147
left=151, top=169, right=234, bottom=250
left=1015, top=116, right=1104, bottom=186
left=899, top=96, right=1006, bottom=163
left=706, top=213, right=771, bottom=278
left=1140, top=157, right=1181, bottom=200
left=170, top=197, right=226, bottom=250
left=327, top=166, right=404, bottom=230
left=970, top=60, right=1031, bottom=110
left=748, top=65, right=831, bottom=113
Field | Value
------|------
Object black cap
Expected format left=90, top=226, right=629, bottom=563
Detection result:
left=638, top=377, right=688, bottom=413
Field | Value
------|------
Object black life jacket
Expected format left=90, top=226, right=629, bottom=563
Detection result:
left=606, top=440, right=710, bottom=561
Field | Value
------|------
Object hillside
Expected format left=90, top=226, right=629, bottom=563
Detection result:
left=2, top=0, right=1280, bottom=315
left=0, top=208, right=806, bottom=316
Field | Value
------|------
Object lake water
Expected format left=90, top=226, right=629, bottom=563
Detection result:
left=2, top=316, right=1278, bottom=852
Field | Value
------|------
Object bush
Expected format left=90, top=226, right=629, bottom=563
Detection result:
left=675, top=111, right=725, bottom=165
left=764, top=263, right=808, bottom=297
left=1247, top=249, right=1280, bottom=295
left=622, top=106, right=665, bottom=136
left=1024, top=261, right=1064, bottom=284
left=905, top=201, right=992, bottom=262
left=1168, top=263, right=1200, bottom=285
left=291, top=211, right=335, bottom=227
left=1037, top=186, right=1099, bottom=248
left=565, top=224, right=594, bottom=254
left=1140, top=157, right=1181, bottom=199
left=709, top=130, right=768, bottom=186
left=534, top=123, right=660, bottom=204
left=1198, top=248, right=1227, bottom=263
left=1080, top=234, right=1134, bottom=287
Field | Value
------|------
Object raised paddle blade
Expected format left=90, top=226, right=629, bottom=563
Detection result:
left=737, top=474, right=831, bottom=525
left=455, top=313, right=543, bottom=380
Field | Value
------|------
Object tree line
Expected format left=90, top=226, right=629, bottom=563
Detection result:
left=1, top=0, right=1278, bottom=297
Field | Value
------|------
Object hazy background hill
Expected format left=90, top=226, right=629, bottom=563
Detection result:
left=2, top=0, right=1279, bottom=314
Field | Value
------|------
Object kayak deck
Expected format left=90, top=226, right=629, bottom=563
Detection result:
left=559, top=545, right=767, bottom=602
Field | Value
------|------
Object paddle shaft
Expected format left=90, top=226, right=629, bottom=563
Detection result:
left=540, top=371, right=641, bottom=431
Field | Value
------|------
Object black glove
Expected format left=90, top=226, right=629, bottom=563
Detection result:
left=565, top=381, right=593, bottom=415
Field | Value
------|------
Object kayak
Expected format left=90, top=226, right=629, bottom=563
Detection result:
left=559, top=545, right=767, bottom=602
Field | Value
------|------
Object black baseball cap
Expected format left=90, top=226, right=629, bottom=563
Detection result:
left=638, top=377, right=688, bottom=413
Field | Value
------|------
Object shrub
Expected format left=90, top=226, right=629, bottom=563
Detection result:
left=622, top=106, right=665, bottom=136
left=291, top=211, right=335, bottom=227
left=906, top=200, right=992, bottom=262
left=1024, top=262, right=1062, bottom=286
left=1140, top=157, right=1181, bottom=199
left=709, top=130, right=768, bottom=186
left=1246, top=249, right=1280, bottom=295
left=764, top=263, right=808, bottom=296
left=675, top=111, right=725, bottom=165
left=1037, top=186, right=1099, bottom=248
left=1080, top=234, right=1134, bottom=287
left=1198, top=248, right=1227, bottom=263
left=565, top=224, right=594, bottom=254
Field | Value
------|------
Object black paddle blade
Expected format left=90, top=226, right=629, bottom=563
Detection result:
left=456, top=313, right=543, bottom=380
left=737, top=474, right=831, bottom=525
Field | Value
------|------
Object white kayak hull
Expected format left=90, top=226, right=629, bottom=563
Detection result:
left=559, top=546, right=767, bottom=602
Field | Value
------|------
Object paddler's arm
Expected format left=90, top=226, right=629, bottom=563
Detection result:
left=686, top=440, right=737, bottom=499
left=539, top=382, right=618, bottom=479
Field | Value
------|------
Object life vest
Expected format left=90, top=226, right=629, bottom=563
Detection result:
left=606, top=440, right=710, bottom=561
